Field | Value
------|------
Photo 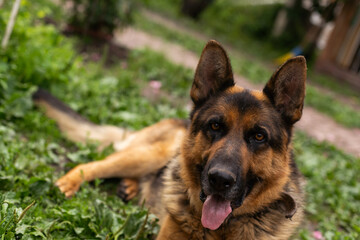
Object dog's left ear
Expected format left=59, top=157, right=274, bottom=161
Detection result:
left=279, top=193, right=297, bottom=219
left=263, top=56, right=307, bottom=124
left=191, top=40, right=234, bottom=106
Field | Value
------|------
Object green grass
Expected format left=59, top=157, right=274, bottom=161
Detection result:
left=0, top=2, right=190, bottom=238
left=307, top=72, right=360, bottom=105
left=2, top=49, right=359, bottom=239
left=49, top=49, right=191, bottom=129
left=294, top=132, right=360, bottom=240
left=305, top=87, right=360, bottom=128
left=0, top=47, right=192, bottom=239
left=1, top=124, right=159, bottom=239
left=133, top=12, right=360, bottom=128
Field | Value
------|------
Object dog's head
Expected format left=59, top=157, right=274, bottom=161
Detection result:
left=181, top=40, right=306, bottom=230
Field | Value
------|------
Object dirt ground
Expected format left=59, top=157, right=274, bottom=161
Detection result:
left=113, top=26, right=360, bottom=158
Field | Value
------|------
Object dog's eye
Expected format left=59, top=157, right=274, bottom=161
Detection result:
left=254, top=133, right=265, bottom=142
left=211, top=122, right=220, bottom=131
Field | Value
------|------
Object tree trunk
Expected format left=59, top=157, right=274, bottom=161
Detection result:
left=181, top=0, right=214, bottom=19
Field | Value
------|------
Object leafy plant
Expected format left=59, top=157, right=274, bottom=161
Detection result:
left=0, top=0, right=76, bottom=120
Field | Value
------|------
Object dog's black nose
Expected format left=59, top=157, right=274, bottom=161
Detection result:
left=208, top=168, right=236, bottom=192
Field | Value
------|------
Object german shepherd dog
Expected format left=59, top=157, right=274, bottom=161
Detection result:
left=33, top=40, right=306, bottom=239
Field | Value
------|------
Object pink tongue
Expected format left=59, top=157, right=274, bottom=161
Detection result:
left=201, top=195, right=232, bottom=230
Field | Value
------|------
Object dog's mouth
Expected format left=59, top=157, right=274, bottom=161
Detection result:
left=200, top=189, right=248, bottom=230
left=201, top=194, right=232, bottom=230
left=200, top=176, right=257, bottom=230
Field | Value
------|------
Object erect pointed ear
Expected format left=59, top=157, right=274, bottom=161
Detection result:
left=263, top=56, right=307, bottom=124
left=190, top=40, right=234, bottom=106
left=279, top=193, right=297, bottom=219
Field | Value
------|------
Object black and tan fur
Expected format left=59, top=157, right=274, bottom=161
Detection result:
left=34, top=40, right=306, bottom=239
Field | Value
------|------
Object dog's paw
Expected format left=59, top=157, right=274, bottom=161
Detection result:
left=55, top=169, right=84, bottom=198
left=117, top=178, right=139, bottom=202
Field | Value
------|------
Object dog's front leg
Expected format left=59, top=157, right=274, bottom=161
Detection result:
left=157, top=215, right=190, bottom=240
left=53, top=158, right=127, bottom=197
left=56, top=141, right=172, bottom=197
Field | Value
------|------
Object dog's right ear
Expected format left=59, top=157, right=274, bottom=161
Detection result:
left=190, top=40, right=235, bottom=106
left=263, top=56, right=307, bottom=125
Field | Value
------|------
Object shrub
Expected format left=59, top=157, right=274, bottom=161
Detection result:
left=66, top=0, right=134, bottom=36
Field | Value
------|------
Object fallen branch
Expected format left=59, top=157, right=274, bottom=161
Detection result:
left=1, top=0, right=21, bottom=49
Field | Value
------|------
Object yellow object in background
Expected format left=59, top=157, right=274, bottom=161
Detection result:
left=275, top=46, right=303, bottom=65
left=275, top=52, right=295, bottom=65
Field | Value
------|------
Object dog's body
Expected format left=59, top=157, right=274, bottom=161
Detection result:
left=34, top=41, right=306, bottom=239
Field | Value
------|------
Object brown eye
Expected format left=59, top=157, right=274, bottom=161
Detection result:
left=255, top=133, right=265, bottom=142
left=211, top=122, right=220, bottom=131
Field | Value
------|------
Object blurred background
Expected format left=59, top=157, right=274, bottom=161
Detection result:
left=0, top=0, right=359, bottom=239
